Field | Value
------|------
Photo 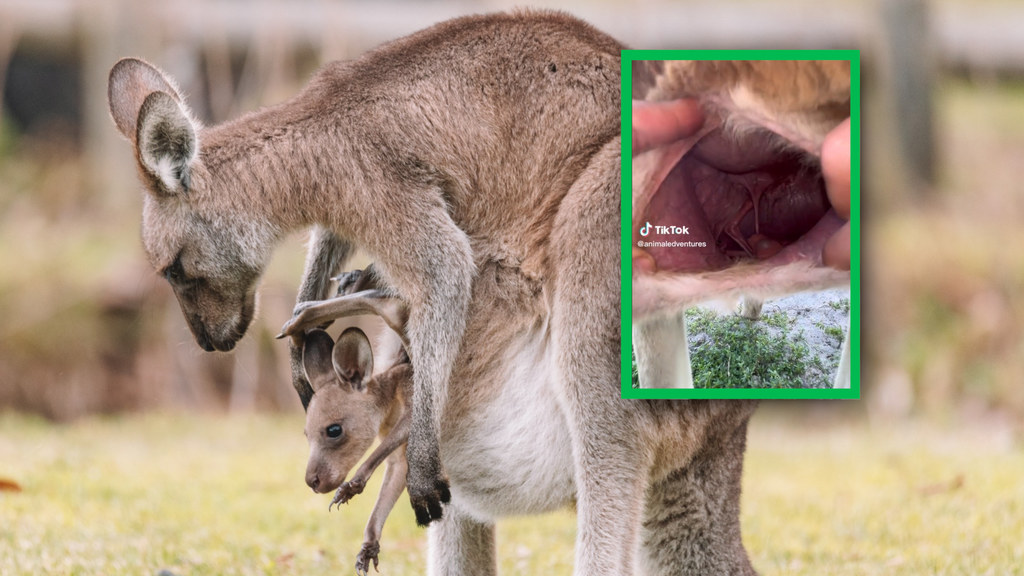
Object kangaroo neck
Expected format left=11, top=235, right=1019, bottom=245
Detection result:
left=194, top=94, right=357, bottom=237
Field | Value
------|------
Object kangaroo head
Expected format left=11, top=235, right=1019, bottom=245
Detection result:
left=107, top=58, right=271, bottom=351
left=302, top=328, right=388, bottom=494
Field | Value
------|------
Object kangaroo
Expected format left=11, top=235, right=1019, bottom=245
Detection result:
left=631, top=60, right=853, bottom=389
left=109, top=13, right=759, bottom=576
left=285, top=266, right=758, bottom=576
left=107, top=11, right=623, bottom=527
left=302, top=326, right=411, bottom=576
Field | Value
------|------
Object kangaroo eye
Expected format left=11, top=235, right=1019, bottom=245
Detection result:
left=163, top=256, right=186, bottom=284
left=164, top=266, right=181, bottom=283
left=326, top=424, right=342, bottom=438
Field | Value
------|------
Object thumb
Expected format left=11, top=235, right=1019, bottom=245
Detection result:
left=632, top=99, right=704, bottom=157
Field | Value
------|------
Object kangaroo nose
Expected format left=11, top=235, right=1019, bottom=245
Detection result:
left=306, top=473, right=320, bottom=492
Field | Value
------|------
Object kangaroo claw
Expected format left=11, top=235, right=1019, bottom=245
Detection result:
left=408, top=474, right=451, bottom=526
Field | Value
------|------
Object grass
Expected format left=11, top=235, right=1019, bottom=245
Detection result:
left=2, top=411, right=1022, bottom=575
left=0, top=412, right=574, bottom=575
left=631, top=307, right=834, bottom=389
left=743, top=411, right=1024, bottom=575
left=687, top=308, right=820, bottom=389
left=828, top=298, right=850, bottom=314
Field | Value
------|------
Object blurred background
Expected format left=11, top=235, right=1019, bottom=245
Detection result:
left=2, top=0, right=1024, bottom=574
left=3, top=0, right=1023, bottom=424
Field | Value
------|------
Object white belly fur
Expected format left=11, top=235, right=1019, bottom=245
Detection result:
left=441, top=324, right=575, bottom=522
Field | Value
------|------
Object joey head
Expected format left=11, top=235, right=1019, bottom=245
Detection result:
left=302, top=327, right=412, bottom=575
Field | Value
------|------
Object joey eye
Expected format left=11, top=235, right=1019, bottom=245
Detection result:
left=326, top=424, right=343, bottom=439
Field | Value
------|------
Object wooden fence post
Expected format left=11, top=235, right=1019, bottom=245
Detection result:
left=80, top=0, right=128, bottom=210
left=878, top=0, right=937, bottom=190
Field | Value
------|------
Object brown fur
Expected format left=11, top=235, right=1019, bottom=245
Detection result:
left=642, top=60, right=850, bottom=151
left=109, top=10, right=620, bottom=526
left=110, top=13, right=761, bottom=575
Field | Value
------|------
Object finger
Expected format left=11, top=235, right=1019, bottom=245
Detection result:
left=633, top=247, right=657, bottom=275
left=632, top=99, right=704, bottom=157
left=823, top=221, right=850, bottom=271
left=821, top=118, right=851, bottom=220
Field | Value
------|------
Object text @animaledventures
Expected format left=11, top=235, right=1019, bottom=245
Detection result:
left=636, top=240, right=709, bottom=248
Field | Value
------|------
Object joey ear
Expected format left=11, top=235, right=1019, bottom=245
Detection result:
left=302, top=330, right=337, bottom=392
left=333, top=328, right=374, bottom=392
left=136, top=91, right=198, bottom=194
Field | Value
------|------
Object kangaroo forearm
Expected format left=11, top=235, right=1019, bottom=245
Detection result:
left=351, top=414, right=409, bottom=488
left=291, top=228, right=352, bottom=409
left=297, top=227, right=353, bottom=303
left=374, top=217, right=471, bottom=521
left=403, top=257, right=473, bottom=412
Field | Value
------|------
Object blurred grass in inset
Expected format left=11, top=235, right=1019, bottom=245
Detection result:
left=1, top=411, right=1022, bottom=575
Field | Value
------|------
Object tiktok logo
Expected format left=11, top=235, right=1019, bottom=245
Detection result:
left=638, top=221, right=689, bottom=237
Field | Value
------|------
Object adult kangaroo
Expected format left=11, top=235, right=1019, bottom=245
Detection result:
left=109, top=11, right=758, bottom=575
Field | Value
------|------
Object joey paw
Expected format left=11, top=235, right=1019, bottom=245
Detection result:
left=329, top=478, right=366, bottom=511
left=355, top=541, right=380, bottom=576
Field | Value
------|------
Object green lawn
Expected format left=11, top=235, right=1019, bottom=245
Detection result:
left=0, top=411, right=1021, bottom=575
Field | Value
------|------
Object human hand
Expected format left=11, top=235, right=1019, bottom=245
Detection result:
left=631, top=99, right=704, bottom=157
left=822, top=118, right=851, bottom=270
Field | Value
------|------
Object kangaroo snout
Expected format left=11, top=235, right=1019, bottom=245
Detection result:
left=183, top=315, right=240, bottom=352
left=185, top=317, right=219, bottom=352
left=175, top=294, right=255, bottom=352
left=306, top=469, right=323, bottom=493
left=305, top=457, right=340, bottom=493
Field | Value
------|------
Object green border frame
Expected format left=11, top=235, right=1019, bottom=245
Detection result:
left=620, top=50, right=861, bottom=399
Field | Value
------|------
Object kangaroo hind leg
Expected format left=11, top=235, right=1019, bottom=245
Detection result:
left=551, top=138, right=651, bottom=576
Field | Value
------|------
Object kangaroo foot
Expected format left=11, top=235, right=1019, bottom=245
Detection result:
left=278, top=299, right=333, bottom=338
left=276, top=289, right=402, bottom=341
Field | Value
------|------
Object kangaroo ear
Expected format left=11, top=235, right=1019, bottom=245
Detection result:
left=136, top=91, right=198, bottom=194
left=302, top=330, right=338, bottom=393
left=108, top=58, right=185, bottom=142
left=108, top=58, right=198, bottom=195
left=333, top=328, right=374, bottom=392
